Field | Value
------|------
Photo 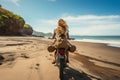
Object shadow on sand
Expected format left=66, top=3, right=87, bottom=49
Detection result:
left=62, top=66, right=92, bottom=80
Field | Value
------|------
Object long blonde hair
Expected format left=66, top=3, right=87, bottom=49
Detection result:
left=58, top=19, right=68, bottom=31
left=56, top=19, right=68, bottom=35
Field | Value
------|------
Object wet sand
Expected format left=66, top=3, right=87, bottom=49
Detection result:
left=0, top=36, right=120, bottom=80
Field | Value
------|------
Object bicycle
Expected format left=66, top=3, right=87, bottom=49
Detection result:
left=48, top=38, right=76, bottom=80
left=55, top=47, right=68, bottom=80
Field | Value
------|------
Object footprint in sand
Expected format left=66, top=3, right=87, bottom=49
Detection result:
left=29, top=63, right=40, bottom=70
left=35, top=63, right=40, bottom=70
left=31, top=46, right=34, bottom=48
left=36, top=63, right=40, bottom=66
left=0, top=55, right=4, bottom=65
left=49, top=54, right=53, bottom=56
left=21, top=53, right=29, bottom=58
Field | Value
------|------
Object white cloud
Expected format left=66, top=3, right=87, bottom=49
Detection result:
left=32, top=15, right=120, bottom=35
left=40, top=15, right=120, bottom=25
left=8, top=0, right=20, bottom=6
left=63, top=15, right=120, bottom=21
left=76, top=24, right=120, bottom=35
left=62, top=15, right=120, bottom=25
left=61, top=15, right=120, bottom=35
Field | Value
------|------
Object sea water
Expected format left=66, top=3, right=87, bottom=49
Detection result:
left=70, top=35, right=120, bottom=48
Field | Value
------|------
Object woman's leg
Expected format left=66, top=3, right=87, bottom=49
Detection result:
left=52, top=50, right=56, bottom=64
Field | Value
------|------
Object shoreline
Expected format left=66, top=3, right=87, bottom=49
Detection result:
left=74, top=39, right=120, bottom=48
left=0, top=36, right=120, bottom=80
left=1, top=35, right=120, bottom=48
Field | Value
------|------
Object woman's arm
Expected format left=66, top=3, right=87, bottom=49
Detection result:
left=66, top=31, right=74, bottom=40
left=51, top=31, right=56, bottom=39
left=49, top=29, right=56, bottom=39
left=66, top=32, right=70, bottom=39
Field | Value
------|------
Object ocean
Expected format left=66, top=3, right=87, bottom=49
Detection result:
left=70, top=35, right=120, bottom=48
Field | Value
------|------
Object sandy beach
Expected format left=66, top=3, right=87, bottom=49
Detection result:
left=0, top=36, right=120, bottom=80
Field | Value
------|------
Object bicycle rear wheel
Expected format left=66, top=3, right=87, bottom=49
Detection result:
left=59, top=59, right=65, bottom=80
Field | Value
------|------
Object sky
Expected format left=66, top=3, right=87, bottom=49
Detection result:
left=0, top=0, right=120, bottom=35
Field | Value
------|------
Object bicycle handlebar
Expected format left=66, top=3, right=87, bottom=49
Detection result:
left=48, top=37, right=75, bottom=40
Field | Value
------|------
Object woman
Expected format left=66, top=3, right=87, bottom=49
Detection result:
left=50, top=19, right=70, bottom=64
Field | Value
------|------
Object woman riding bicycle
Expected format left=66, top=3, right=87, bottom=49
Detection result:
left=50, top=19, right=70, bottom=64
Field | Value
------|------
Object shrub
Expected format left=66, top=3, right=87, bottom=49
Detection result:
left=24, top=24, right=32, bottom=29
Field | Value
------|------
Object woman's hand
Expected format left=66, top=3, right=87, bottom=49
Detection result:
left=48, top=37, right=54, bottom=39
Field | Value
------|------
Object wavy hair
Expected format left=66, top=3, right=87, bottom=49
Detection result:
left=58, top=19, right=68, bottom=31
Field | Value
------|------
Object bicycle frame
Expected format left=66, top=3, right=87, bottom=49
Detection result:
left=56, top=48, right=67, bottom=80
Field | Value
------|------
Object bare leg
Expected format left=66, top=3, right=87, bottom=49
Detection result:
left=52, top=50, right=56, bottom=64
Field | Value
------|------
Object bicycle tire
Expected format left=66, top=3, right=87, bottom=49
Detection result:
left=59, top=59, right=64, bottom=80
